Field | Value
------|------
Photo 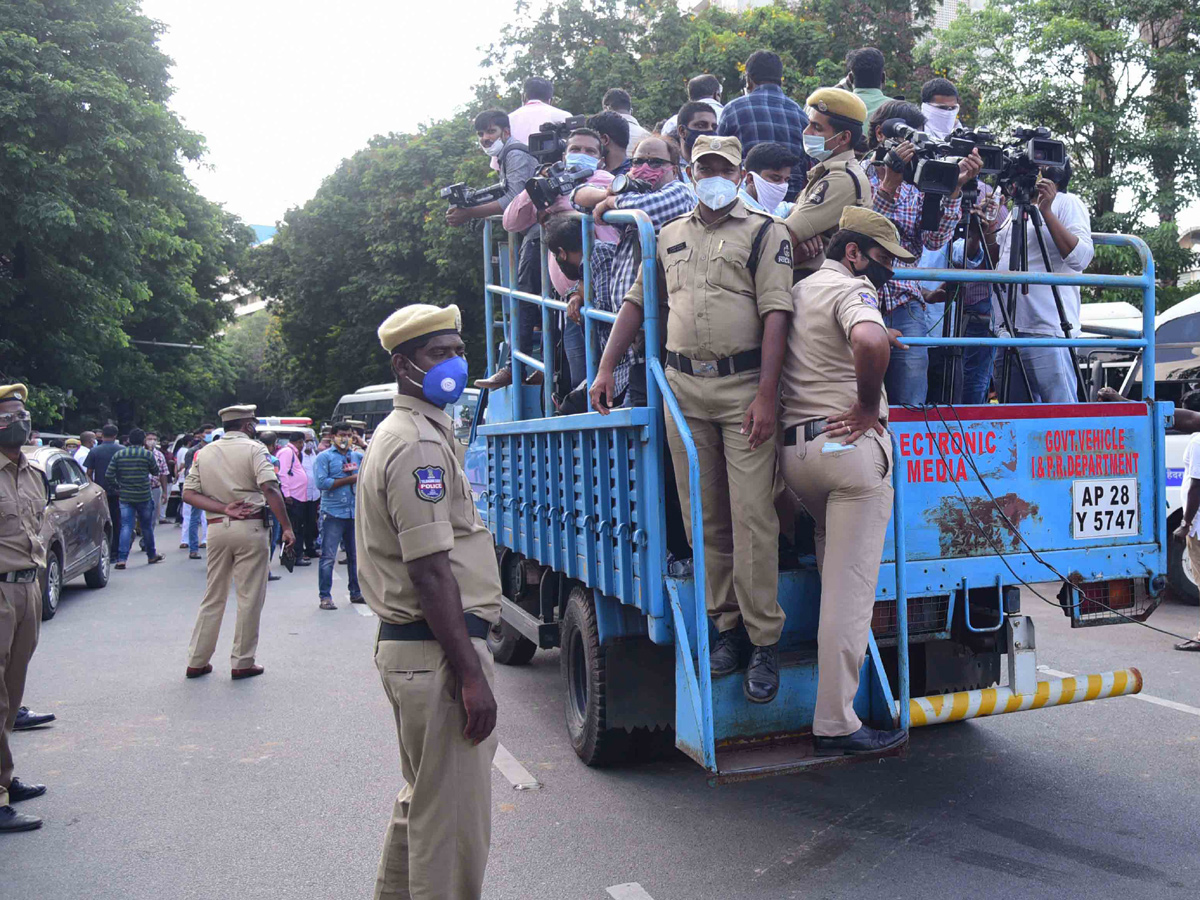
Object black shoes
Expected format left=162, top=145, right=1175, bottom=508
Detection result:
left=8, top=778, right=46, bottom=803
left=710, top=626, right=751, bottom=677
left=813, top=724, right=908, bottom=757
left=0, top=805, right=41, bottom=832
left=267, top=573, right=282, bottom=582
left=13, top=707, right=55, bottom=730
left=349, top=594, right=365, bottom=604
left=293, top=558, right=311, bottom=567
left=744, top=644, right=780, bottom=704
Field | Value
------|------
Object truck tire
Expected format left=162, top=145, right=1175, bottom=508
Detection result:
left=560, top=585, right=632, bottom=766
left=487, top=620, right=537, bottom=666
left=1168, top=533, right=1200, bottom=606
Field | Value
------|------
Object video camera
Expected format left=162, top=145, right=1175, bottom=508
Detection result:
left=528, top=115, right=589, bottom=164
left=997, top=126, right=1067, bottom=200
left=440, top=182, right=507, bottom=209
left=947, top=127, right=1004, bottom=177
left=525, top=162, right=595, bottom=210
left=875, top=119, right=961, bottom=195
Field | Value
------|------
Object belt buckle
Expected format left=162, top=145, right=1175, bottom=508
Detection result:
left=691, top=359, right=719, bottom=378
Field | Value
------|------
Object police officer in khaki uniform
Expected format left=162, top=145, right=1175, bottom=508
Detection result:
left=356, top=304, right=501, bottom=900
left=591, top=134, right=793, bottom=703
left=183, top=404, right=294, bottom=680
left=786, top=88, right=873, bottom=276
left=779, top=207, right=910, bottom=756
left=0, top=384, right=48, bottom=832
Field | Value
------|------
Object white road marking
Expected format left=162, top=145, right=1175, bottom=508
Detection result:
left=607, top=884, right=655, bottom=900
left=355, top=605, right=375, bottom=617
left=492, top=743, right=541, bottom=790
left=1038, top=666, right=1200, bottom=718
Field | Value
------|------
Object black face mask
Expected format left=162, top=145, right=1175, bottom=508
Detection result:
left=683, top=128, right=714, bottom=154
left=0, top=419, right=29, bottom=448
left=853, top=257, right=894, bottom=291
left=557, top=256, right=582, bottom=281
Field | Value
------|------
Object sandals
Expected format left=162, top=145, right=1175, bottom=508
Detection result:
left=319, top=598, right=337, bottom=611
left=1173, top=639, right=1200, bottom=652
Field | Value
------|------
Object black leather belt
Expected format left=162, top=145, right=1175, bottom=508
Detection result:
left=379, top=614, right=491, bottom=642
left=0, top=568, right=38, bottom=584
left=783, top=419, right=830, bottom=446
left=665, top=348, right=761, bottom=378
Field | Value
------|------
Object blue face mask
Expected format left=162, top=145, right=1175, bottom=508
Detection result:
left=693, top=175, right=739, bottom=211
left=407, top=355, right=468, bottom=406
left=565, top=152, right=600, bottom=171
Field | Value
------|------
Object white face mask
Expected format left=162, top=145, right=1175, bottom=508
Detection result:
left=921, top=103, right=959, bottom=139
left=483, top=137, right=506, bottom=158
left=750, top=172, right=789, bottom=212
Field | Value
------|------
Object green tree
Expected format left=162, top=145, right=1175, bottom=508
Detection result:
left=0, top=0, right=256, bottom=433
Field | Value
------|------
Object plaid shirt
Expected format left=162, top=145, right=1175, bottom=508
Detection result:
left=148, top=447, right=168, bottom=489
left=717, top=85, right=812, bottom=197
left=581, top=241, right=628, bottom=394
left=867, top=164, right=961, bottom=313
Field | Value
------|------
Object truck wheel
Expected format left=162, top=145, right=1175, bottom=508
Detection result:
left=560, top=586, right=632, bottom=766
left=1168, top=534, right=1200, bottom=606
left=487, top=620, right=537, bottom=666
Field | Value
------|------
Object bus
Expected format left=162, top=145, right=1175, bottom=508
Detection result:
left=331, top=383, right=480, bottom=444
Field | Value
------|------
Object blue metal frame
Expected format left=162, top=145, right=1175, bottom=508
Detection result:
left=478, top=220, right=1162, bottom=774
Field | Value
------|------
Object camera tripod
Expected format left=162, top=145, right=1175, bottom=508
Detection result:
left=997, top=184, right=1088, bottom=403
left=930, top=185, right=1032, bottom=404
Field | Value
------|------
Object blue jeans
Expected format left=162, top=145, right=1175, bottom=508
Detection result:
left=187, top=506, right=206, bottom=553
left=562, top=318, right=587, bottom=389
left=960, top=315, right=997, bottom=404
left=119, top=499, right=157, bottom=562
left=884, top=302, right=930, bottom=407
left=319, top=515, right=360, bottom=600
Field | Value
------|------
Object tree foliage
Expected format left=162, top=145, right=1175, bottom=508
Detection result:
left=0, top=0, right=255, bottom=432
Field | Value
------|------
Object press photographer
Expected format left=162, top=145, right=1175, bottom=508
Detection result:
left=986, top=139, right=1093, bottom=403
left=865, top=100, right=983, bottom=406
left=444, top=110, right=538, bottom=228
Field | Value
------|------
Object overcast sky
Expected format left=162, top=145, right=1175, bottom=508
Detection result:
left=141, top=0, right=538, bottom=225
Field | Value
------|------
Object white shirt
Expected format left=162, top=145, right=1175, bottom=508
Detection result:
left=301, top=449, right=321, bottom=501
left=74, top=445, right=91, bottom=467
left=620, top=112, right=651, bottom=151
left=1182, top=435, right=1200, bottom=539
left=492, top=99, right=573, bottom=170
left=662, top=98, right=724, bottom=138
left=993, top=191, right=1093, bottom=336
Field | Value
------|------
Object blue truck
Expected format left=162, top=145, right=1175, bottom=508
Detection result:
left=466, top=212, right=1165, bottom=783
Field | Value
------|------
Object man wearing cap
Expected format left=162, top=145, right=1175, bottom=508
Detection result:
left=356, top=304, right=501, bottom=900
left=182, top=404, right=294, bottom=681
left=779, top=207, right=910, bottom=757
left=591, top=134, right=794, bottom=703
left=0, top=384, right=49, bottom=832
left=784, top=88, right=872, bottom=278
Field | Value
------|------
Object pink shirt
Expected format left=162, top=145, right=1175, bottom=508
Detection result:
left=502, top=170, right=619, bottom=297
left=277, top=443, right=308, bottom=501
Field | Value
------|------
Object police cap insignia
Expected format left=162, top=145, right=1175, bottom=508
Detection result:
left=775, top=240, right=793, bottom=266
left=413, top=466, right=446, bottom=502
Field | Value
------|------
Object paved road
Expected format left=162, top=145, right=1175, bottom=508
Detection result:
left=7, top=536, right=1200, bottom=899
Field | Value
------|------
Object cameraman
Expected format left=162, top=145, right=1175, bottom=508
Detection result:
left=865, top=100, right=983, bottom=406
left=500, top=128, right=619, bottom=388
left=587, top=111, right=632, bottom=177
left=572, top=133, right=697, bottom=405
left=986, top=160, right=1093, bottom=403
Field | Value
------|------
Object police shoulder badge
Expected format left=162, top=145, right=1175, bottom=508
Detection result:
left=775, top=240, right=793, bottom=266
left=413, top=466, right=447, bottom=503
left=859, top=291, right=879, bottom=309
left=810, top=181, right=829, bottom=205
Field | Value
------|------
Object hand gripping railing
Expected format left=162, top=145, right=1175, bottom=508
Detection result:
left=888, top=233, right=1158, bottom=729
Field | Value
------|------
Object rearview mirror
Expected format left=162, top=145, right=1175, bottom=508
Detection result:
left=53, top=483, right=81, bottom=501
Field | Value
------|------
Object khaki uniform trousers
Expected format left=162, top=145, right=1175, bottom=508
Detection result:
left=374, top=635, right=496, bottom=900
left=664, top=368, right=784, bottom=646
left=0, top=581, right=40, bottom=806
left=781, top=430, right=893, bottom=737
left=187, top=518, right=270, bottom=669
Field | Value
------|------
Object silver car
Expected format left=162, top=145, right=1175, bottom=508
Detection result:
left=24, top=446, right=112, bottom=620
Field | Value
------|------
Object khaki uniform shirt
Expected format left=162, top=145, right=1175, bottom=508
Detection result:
left=784, top=150, right=872, bottom=272
left=0, top=450, right=47, bottom=571
left=623, top=199, right=794, bottom=360
left=782, top=260, right=890, bottom=428
left=355, top=394, right=502, bottom=626
left=183, top=431, right=278, bottom=510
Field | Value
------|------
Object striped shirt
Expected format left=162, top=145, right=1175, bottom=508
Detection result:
left=109, top=446, right=157, bottom=503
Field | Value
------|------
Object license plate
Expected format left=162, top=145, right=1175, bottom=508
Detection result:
left=1072, top=478, right=1138, bottom=539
